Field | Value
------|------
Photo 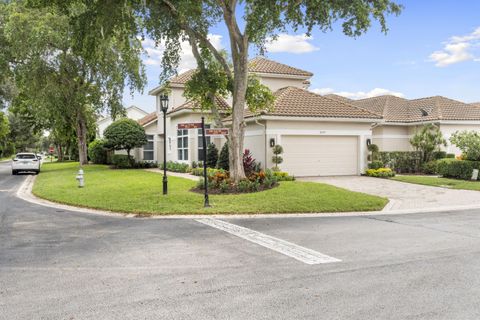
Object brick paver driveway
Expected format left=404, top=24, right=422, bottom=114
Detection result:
left=301, top=176, right=480, bottom=211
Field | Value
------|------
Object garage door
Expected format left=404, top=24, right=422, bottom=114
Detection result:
left=281, top=135, right=359, bottom=176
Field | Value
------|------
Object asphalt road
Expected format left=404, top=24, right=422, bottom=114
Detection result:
left=1, top=161, right=480, bottom=319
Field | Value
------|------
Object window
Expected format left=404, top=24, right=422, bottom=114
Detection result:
left=143, top=135, right=154, bottom=161
left=198, top=125, right=211, bottom=162
left=177, top=129, right=188, bottom=161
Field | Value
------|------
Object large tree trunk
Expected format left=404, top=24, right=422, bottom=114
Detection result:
left=76, top=113, right=88, bottom=165
left=229, top=66, right=248, bottom=183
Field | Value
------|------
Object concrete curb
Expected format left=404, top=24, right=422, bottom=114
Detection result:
left=16, top=175, right=480, bottom=220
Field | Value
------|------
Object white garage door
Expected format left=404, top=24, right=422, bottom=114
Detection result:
left=281, top=135, right=359, bottom=176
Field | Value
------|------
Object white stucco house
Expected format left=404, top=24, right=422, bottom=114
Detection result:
left=96, top=106, right=149, bottom=138
left=132, top=56, right=480, bottom=177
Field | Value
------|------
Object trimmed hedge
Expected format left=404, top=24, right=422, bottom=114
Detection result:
left=111, top=155, right=133, bottom=168
left=88, top=139, right=108, bottom=164
left=377, top=151, right=422, bottom=173
left=160, top=161, right=190, bottom=173
left=436, top=159, right=480, bottom=180
left=366, top=168, right=395, bottom=178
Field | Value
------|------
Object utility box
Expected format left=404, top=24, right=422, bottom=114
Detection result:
left=472, top=169, right=479, bottom=181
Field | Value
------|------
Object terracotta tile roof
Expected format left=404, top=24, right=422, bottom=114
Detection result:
left=471, top=102, right=480, bottom=107
left=353, top=95, right=410, bottom=122
left=168, top=69, right=197, bottom=86
left=242, top=87, right=381, bottom=119
left=164, top=57, right=312, bottom=87
left=353, top=95, right=480, bottom=123
left=137, top=112, right=158, bottom=126
left=324, top=94, right=355, bottom=105
left=168, top=96, right=231, bottom=115
left=248, top=57, right=313, bottom=77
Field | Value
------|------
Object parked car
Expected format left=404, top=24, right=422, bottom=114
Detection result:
left=11, top=153, right=41, bottom=175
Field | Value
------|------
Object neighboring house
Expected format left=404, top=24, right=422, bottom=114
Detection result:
left=327, top=94, right=480, bottom=156
left=96, top=106, right=149, bottom=138
left=137, top=56, right=480, bottom=177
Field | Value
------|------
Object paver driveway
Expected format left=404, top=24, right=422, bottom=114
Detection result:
left=301, top=176, right=480, bottom=211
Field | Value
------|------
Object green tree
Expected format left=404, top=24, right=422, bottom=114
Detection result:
left=33, top=0, right=402, bottom=182
left=206, top=143, right=219, bottom=168
left=450, top=131, right=480, bottom=161
left=410, top=124, right=447, bottom=163
left=217, top=142, right=229, bottom=170
left=0, top=111, right=10, bottom=156
left=104, top=118, right=147, bottom=162
left=3, top=2, right=145, bottom=165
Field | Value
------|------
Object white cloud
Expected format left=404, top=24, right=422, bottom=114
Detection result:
left=141, top=34, right=223, bottom=73
left=265, top=34, right=319, bottom=54
left=311, top=87, right=405, bottom=100
left=429, top=27, right=480, bottom=67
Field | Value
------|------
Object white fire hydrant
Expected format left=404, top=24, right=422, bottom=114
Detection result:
left=76, top=168, right=84, bottom=188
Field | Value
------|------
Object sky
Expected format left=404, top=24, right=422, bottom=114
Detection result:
left=123, top=0, right=480, bottom=113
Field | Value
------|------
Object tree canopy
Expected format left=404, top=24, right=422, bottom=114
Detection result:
left=104, top=118, right=147, bottom=159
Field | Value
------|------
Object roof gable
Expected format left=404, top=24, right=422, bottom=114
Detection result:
left=248, top=57, right=313, bottom=77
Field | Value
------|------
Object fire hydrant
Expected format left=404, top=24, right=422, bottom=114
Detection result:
left=76, top=169, right=84, bottom=188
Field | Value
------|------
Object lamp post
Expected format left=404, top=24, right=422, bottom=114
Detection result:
left=160, top=94, right=169, bottom=195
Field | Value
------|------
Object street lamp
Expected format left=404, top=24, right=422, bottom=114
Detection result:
left=160, top=94, right=169, bottom=195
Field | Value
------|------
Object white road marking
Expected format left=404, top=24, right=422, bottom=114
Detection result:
left=195, top=218, right=341, bottom=265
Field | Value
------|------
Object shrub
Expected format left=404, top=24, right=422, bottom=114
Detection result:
left=272, top=171, right=295, bottom=181
left=410, top=124, right=447, bottom=162
left=272, top=144, right=283, bottom=170
left=422, top=160, right=438, bottom=175
left=111, top=154, right=133, bottom=168
left=446, top=153, right=455, bottom=159
left=450, top=131, right=480, bottom=161
left=377, top=151, right=422, bottom=173
left=365, top=168, right=395, bottom=178
left=191, top=167, right=222, bottom=177
left=206, top=143, right=219, bottom=168
left=191, top=161, right=198, bottom=169
left=159, top=161, right=190, bottom=173
left=243, top=149, right=257, bottom=176
left=88, top=139, right=108, bottom=164
left=432, top=151, right=447, bottom=160
left=368, top=160, right=384, bottom=170
left=436, top=159, right=480, bottom=180
left=217, top=142, right=229, bottom=170
left=367, top=143, right=379, bottom=161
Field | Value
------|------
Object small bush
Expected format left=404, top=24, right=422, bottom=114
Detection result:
left=272, top=171, right=295, bottom=181
left=445, top=153, right=455, bottom=159
left=422, top=160, right=439, bottom=175
left=368, top=161, right=384, bottom=170
left=88, top=139, right=108, bottom=164
left=243, top=149, right=257, bottom=176
left=432, top=151, right=447, bottom=160
left=378, top=151, right=422, bottom=173
left=191, top=161, right=198, bottom=169
left=436, top=159, right=480, bottom=180
left=206, top=143, right=219, bottom=168
left=111, top=154, right=133, bottom=169
left=217, top=142, right=229, bottom=170
left=159, top=161, right=191, bottom=173
left=365, top=168, right=395, bottom=178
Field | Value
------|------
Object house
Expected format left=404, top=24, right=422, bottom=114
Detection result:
left=327, top=94, right=480, bottom=156
left=96, top=106, right=149, bottom=138
left=137, top=57, right=480, bottom=177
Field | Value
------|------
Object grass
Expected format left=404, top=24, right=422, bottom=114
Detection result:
left=32, top=162, right=388, bottom=215
left=392, top=175, right=480, bottom=191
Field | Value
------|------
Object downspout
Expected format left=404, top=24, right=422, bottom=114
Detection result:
left=253, top=117, right=267, bottom=170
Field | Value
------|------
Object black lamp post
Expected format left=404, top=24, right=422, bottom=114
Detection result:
left=160, top=94, right=169, bottom=195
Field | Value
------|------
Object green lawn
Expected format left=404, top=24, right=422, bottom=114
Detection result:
left=392, top=175, right=480, bottom=191
left=32, top=162, right=388, bottom=215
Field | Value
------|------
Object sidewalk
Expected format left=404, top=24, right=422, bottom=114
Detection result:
left=144, top=168, right=200, bottom=181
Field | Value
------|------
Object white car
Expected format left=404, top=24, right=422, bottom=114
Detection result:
left=11, top=153, right=41, bottom=175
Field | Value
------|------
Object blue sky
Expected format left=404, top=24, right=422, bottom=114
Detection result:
left=123, top=0, right=480, bottom=112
